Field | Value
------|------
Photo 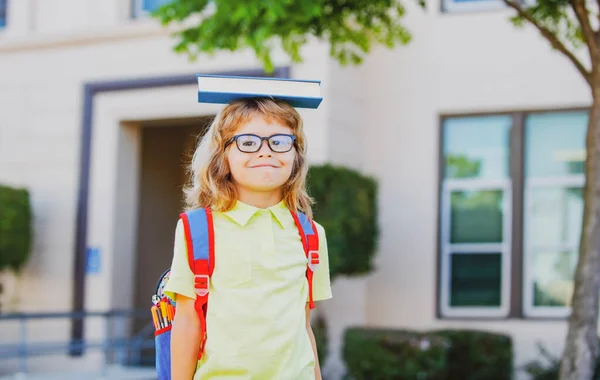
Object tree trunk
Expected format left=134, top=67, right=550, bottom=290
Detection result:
left=559, top=95, right=600, bottom=380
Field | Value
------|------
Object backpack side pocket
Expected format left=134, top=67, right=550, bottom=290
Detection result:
left=155, top=325, right=172, bottom=380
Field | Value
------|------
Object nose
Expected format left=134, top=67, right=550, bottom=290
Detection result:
left=257, top=140, right=273, bottom=157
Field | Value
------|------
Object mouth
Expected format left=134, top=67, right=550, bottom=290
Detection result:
left=249, top=164, right=280, bottom=168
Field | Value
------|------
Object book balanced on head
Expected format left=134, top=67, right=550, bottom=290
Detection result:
left=196, top=74, right=323, bottom=109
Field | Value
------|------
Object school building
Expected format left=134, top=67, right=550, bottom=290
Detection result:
left=0, top=0, right=588, bottom=378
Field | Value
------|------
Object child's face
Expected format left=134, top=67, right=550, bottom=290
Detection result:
left=226, top=114, right=296, bottom=196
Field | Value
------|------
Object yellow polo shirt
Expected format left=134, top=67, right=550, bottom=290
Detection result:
left=163, top=200, right=332, bottom=380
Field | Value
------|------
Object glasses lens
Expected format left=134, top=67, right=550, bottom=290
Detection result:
left=236, top=135, right=262, bottom=152
left=269, top=135, right=294, bottom=152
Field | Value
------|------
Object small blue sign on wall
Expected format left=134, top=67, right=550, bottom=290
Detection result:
left=86, top=247, right=101, bottom=274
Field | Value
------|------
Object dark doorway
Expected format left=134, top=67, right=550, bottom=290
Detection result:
left=131, top=116, right=211, bottom=365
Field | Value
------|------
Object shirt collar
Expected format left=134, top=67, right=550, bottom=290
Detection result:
left=269, top=200, right=294, bottom=229
left=223, top=199, right=292, bottom=228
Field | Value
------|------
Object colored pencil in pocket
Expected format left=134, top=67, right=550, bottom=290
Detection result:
left=164, top=301, right=173, bottom=322
left=160, top=302, right=168, bottom=327
left=153, top=306, right=164, bottom=329
left=151, top=306, right=159, bottom=329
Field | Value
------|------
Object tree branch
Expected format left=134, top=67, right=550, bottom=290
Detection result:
left=504, top=0, right=592, bottom=86
left=570, top=0, right=598, bottom=61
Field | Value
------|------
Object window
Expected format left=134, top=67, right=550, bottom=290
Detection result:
left=440, top=115, right=513, bottom=318
left=132, top=0, right=172, bottom=18
left=439, top=110, right=587, bottom=318
left=523, top=112, right=586, bottom=317
left=441, top=0, right=507, bottom=13
left=0, top=0, right=7, bottom=29
left=441, top=0, right=536, bottom=13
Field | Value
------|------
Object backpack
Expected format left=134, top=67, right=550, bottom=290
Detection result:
left=152, top=207, right=320, bottom=380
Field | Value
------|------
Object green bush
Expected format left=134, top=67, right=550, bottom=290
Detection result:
left=343, top=328, right=450, bottom=380
left=524, top=342, right=600, bottom=380
left=433, top=329, right=513, bottom=380
left=343, top=328, right=513, bottom=380
left=307, top=164, right=378, bottom=279
left=0, top=185, right=33, bottom=272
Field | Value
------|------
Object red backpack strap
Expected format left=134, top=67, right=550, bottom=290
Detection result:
left=179, top=207, right=215, bottom=360
left=290, top=210, right=320, bottom=309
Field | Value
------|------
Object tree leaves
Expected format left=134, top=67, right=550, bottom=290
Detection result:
left=152, top=0, right=418, bottom=72
left=508, top=0, right=585, bottom=50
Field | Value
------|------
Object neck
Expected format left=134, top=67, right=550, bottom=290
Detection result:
left=235, top=187, right=283, bottom=209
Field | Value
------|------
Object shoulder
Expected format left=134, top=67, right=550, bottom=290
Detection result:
left=177, top=208, right=214, bottom=229
left=173, top=218, right=186, bottom=245
left=175, top=217, right=184, bottom=233
left=311, top=220, right=327, bottom=244
left=312, top=220, right=325, bottom=235
left=294, top=210, right=325, bottom=235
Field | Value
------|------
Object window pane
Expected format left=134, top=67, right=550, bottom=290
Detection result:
left=450, top=253, right=502, bottom=307
left=525, top=111, right=587, bottom=177
left=451, top=190, right=503, bottom=243
left=0, top=0, right=6, bottom=28
left=528, top=187, right=583, bottom=247
left=443, top=116, right=511, bottom=180
left=143, top=0, right=172, bottom=12
left=532, top=250, right=576, bottom=307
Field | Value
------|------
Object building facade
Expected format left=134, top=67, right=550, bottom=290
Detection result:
left=0, top=0, right=590, bottom=378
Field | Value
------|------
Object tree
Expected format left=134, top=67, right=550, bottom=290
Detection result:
left=502, top=0, right=600, bottom=378
left=152, top=0, right=422, bottom=72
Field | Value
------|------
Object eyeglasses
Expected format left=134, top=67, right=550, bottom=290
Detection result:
left=225, top=133, right=296, bottom=153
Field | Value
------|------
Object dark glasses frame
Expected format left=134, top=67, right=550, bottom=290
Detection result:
left=225, top=133, right=297, bottom=153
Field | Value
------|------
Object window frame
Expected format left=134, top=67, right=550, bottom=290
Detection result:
left=438, top=114, right=514, bottom=318
left=439, top=178, right=513, bottom=318
left=437, top=108, right=588, bottom=320
left=521, top=110, right=588, bottom=318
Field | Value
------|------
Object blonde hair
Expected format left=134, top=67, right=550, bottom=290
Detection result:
left=184, top=97, right=313, bottom=219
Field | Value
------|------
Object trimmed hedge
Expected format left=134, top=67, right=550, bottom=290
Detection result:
left=343, top=328, right=449, bottom=380
left=433, top=329, right=513, bottom=380
left=343, top=328, right=513, bottom=380
left=307, top=164, right=378, bottom=279
left=0, top=185, right=32, bottom=272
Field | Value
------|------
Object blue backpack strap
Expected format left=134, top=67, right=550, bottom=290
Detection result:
left=179, top=207, right=214, bottom=360
left=182, top=208, right=213, bottom=271
left=290, top=210, right=320, bottom=309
